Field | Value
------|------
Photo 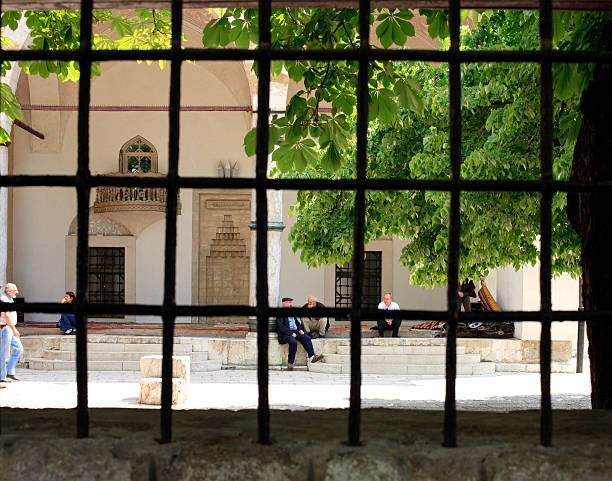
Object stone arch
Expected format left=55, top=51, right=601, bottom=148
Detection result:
left=67, top=213, right=132, bottom=237
left=119, top=135, right=159, bottom=173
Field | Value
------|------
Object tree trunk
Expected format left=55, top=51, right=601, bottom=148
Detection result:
left=567, top=23, right=612, bottom=409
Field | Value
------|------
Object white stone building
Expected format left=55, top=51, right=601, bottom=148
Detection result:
left=1, top=11, right=580, bottom=350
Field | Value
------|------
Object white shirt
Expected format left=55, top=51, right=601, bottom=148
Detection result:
left=1, top=293, right=16, bottom=326
left=378, top=301, right=400, bottom=311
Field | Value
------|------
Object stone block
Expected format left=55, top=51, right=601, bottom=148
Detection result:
left=226, top=340, right=246, bottom=365
left=140, top=355, right=190, bottom=384
left=139, top=377, right=187, bottom=405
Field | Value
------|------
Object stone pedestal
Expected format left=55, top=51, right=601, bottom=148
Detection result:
left=139, top=355, right=190, bottom=405
left=139, top=378, right=187, bottom=405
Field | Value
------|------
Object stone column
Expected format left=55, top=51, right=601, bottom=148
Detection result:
left=0, top=142, right=9, bottom=286
left=248, top=166, right=285, bottom=332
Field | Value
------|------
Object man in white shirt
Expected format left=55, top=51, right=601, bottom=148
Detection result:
left=377, top=293, right=401, bottom=338
left=1, top=283, right=23, bottom=383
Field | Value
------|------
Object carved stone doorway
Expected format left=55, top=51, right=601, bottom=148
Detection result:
left=192, top=190, right=251, bottom=324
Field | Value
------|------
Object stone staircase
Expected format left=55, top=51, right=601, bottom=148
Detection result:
left=308, top=338, right=495, bottom=375
left=27, top=335, right=221, bottom=372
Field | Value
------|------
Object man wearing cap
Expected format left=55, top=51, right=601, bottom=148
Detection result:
left=276, top=297, right=324, bottom=370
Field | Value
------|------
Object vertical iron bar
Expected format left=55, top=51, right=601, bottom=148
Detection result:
left=348, top=0, right=370, bottom=447
left=444, top=0, right=462, bottom=448
left=160, top=0, right=183, bottom=444
left=75, top=0, right=94, bottom=439
left=539, top=0, right=553, bottom=448
left=576, top=320, right=585, bottom=373
left=256, top=0, right=271, bottom=445
left=576, top=279, right=584, bottom=373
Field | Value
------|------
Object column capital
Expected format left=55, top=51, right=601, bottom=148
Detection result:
left=248, top=221, right=285, bottom=232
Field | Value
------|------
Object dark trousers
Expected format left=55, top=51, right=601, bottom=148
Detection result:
left=281, top=332, right=315, bottom=363
left=377, top=319, right=402, bottom=337
left=58, top=313, right=77, bottom=331
left=457, top=295, right=471, bottom=312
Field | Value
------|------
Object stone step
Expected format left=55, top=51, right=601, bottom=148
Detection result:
left=495, top=362, right=576, bottom=374
left=308, top=361, right=495, bottom=375
left=28, top=357, right=221, bottom=372
left=40, top=350, right=209, bottom=362
left=322, top=353, right=481, bottom=365
left=58, top=341, right=193, bottom=353
left=336, top=345, right=465, bottom=355
left=192, top=360, right=223, bottom=372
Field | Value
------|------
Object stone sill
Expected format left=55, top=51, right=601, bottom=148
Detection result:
left=3, top=409, right=611, bottom=481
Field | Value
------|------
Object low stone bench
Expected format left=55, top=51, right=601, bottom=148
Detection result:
left=139, top=355, right=190, bottom=405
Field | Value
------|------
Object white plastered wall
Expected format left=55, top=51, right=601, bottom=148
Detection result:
left=495, top=264, right=580, bottom=350
left=10, top=51, right=252, bottom=322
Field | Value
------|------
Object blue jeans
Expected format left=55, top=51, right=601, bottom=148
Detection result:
left=7, top=334, right=23, bottom=375
left=0, top=327, right=10, bottom=380
left=58, top=313, right=77, bottom=331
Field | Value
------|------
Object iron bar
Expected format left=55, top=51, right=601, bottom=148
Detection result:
left=5, top=302, right=612, bottom=322
left=13, top=119, right=45, bottom=140
left=159, top=0, right=183, bottom=444
left=75, top=0, right=94, bottom=439
left=2, top=46, right=611, bottom=64
left=347, top=0, right=370, bottom=448
left=8, top=175, right=612, bottom=194
left=256, top=0, right=271, bottom=446
left=539, top=0, right=554, bottom=448
left=576, top=320, right=585, bottom=373
left=443, top=0, right=462, bottom=449
left=5, top=0, right=612, bottom=11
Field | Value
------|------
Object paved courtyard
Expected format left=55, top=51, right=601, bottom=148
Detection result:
left=0, top=368, right=592, bottom=411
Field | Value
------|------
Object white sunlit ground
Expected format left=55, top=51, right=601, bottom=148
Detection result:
left=0, top=368, right=592, bottom=411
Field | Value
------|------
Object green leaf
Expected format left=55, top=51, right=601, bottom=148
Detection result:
left=243, top=128, right=257, bottom=157
left=376, top=18, right=393, bottom=49
left=321, top=143, right=342, bottom=172
left=0, top=83, right=23, bottom=122
left=393, top=79, right=424, bottom=114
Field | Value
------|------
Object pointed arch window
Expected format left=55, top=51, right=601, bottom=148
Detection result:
left=119, top=136, right=158, bottom=173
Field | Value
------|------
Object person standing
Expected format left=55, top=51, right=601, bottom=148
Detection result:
left=0, top=283, right=7, bottom=387
left=58, top=291, right=77, bottom=334
left=276, top=297, right=324, bottom=369
left=457, top=279, right=476, bottom=312
left=1, top=283, right=23, bottom=382
left=377, top=293, right=401, bottom=338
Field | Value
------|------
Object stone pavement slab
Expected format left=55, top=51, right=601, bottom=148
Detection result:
left=0, top=369, right=591, bottom=411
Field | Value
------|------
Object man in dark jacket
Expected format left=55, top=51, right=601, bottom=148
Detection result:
left=457, top=279, right=476, bottom=312
left=301, top=296, right=328, bottom=338
left=277, top=297, right=324, bottom=369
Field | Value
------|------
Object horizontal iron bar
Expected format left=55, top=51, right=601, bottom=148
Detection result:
left=5, top=175, right=612, bottom=193
left=9, top=301, right=612, bottom=322
left=20, top=104, right=321, bottom=114
left=4, top=1, right=612, bottom=12
left=1, top=48, right=611, bottom=64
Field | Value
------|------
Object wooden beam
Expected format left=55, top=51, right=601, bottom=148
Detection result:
left=13, top=119, right=45, bottom=141
left=3, top=1, right=612, bottom=11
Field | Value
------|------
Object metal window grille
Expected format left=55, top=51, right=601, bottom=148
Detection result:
left=335, top=251, right=381, bottom=309
left=87, top=247, right=125, bottom=317
left=0, top=0, right=610, bottom=449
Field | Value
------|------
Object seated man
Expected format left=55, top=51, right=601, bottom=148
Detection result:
left=276, top=297, right=324, bottom=369
left=58, top=291, right=77, bottom=334
left=377, top=293, right=401, bottom=338
left=300, top=295, right=328, bottom=339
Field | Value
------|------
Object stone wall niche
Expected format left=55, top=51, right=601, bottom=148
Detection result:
left=192, top=190, right=251, bottom=325
left=205, top=215, right=249, bottom=321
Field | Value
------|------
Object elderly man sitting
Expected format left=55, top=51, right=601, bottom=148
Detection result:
left=301, top=295, right=328, bottom=339
left=276, top=297, right=324, bottom=370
